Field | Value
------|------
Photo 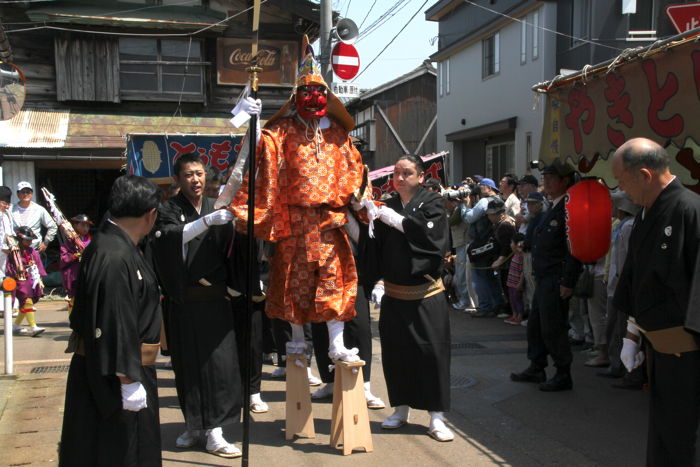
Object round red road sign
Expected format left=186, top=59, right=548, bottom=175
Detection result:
left=331, top=42, right=360, bottom=81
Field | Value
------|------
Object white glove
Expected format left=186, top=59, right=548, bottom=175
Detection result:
left=378, top=205, right=405, bottom=233
left=370, top=283, right=384, bottom=305
left=620, top=338, right=644, bottom=372
left=121, top=381, right=148, bottom=412
left=182, top=210, right=234, bottom=243
left=240, top=96, right=262, bottom=116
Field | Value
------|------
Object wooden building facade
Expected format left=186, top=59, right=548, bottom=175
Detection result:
left=346, top=61, right=437, bottom=171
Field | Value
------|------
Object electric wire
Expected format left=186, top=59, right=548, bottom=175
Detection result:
left=353, top=0, right=429, bottom=81
left=462, top=0, right=624, bottom=52
left=356, top=0, right=410, bottom=43
left=358, top=0, right=377, bottom=29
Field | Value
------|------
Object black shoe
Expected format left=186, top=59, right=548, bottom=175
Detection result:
left=596, top=368, right=624, bottom=379
left=539, top=372, right=573, bottom=391
left=510, top=366, right=546, bottom=383
left=471, top=309, right=496, bottom=318
left=611, top=378, right=643, bottom=390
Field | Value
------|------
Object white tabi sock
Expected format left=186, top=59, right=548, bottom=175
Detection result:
left=327, top=319, right=360, bottom=362
left=286, top=323, right=307, bottom=355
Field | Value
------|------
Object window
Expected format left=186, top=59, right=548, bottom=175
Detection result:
left=629, top=0, right=657, bottom=32
left=525, top=132, right=533, bottom=165
left=445, top=58, right=450, bottom=94
left=485, top=142, right=515, bottom=180
left=521, top=18, right=527, bottom=64
left=482, top=32, right=500, bottom=78
left=438, top=61, right=443, bottom=97
left=119, top=38, right=205, bottom=102
left=532, top=10, right=539, bottom=59
left=571, top=0, right=591, bottom=46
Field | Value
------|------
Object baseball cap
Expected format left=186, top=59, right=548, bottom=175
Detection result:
left=526, top=191, right=545, bottom=203
left=517, top=174, right=539, bottom=187
left=485, top=197, right=506, bottom=214
left=479, top=178, right=499, bottom=192
left=542, top=159, right=576, bottom=177
left=16, top=181, right=33, bottom=192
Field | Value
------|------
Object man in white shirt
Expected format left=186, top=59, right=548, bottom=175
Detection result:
left=11, top=181, right=57, bottom=253
left=499, top=174, right=521, bottom=219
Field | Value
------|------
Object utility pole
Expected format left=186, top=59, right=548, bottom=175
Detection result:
left=319, top=0, right=333, bottom=84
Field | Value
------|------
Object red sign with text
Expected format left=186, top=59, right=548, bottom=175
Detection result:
left=666, top=2, right=700, bottom=33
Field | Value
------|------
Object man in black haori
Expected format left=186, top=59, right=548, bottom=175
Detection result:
left=59, top=175, right=162, bottom=466
left=151, top=153, right=242, bottom=458
left=612, top=138, right=700, bottom=466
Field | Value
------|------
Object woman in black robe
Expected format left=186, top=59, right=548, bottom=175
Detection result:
left=59, top=175, right=162, bottom=466
left=370, top=154, right=453, bottom=442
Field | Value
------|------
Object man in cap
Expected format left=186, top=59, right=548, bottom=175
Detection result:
left=11, top=181, right=57, bottom=253
left=612, top=137, right=700, bottom=465
left=511, top=159, right=581, bottom=391
left=461, top=178, right=504, bottom=317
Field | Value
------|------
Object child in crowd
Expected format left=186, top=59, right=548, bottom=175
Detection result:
left=9, top=226, right=47, bottom=337
left=59, top=214, right=92, bottom=314
left=504, top=233, right=525, bottom=325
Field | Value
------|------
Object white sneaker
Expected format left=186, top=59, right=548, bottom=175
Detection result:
left=175, top=430, right=200, bottom=448
left=307, top=367, right=322, bottom=386
left=381, top=406, right=409, bottom=429
left=311, top=383, right=334, bottom=399
left=12, top=325, right=28, bottom=335
left=270, top=366, right=286, bottom=378
left=205, top=427, right=241, bottom=458
left=30, top=326, right=45, bottom=337
left=249, top=393, right=269, bottom=413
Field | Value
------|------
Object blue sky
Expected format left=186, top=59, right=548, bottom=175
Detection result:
left=315, top=0, right=439, bottom=90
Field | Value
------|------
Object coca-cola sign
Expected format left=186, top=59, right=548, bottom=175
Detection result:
left=217, top=38, right=298, bottom=86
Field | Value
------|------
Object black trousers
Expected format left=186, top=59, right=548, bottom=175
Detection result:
left=231, top=297, right=264, bottom=394
left=527, top=274, right=573, bottom=371
left=311, top=285, right=373, bottom=384
left=646, top=350, right=700, bottom=467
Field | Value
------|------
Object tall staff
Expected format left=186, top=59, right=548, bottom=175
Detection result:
left=242, top=1, right=261, bottom=464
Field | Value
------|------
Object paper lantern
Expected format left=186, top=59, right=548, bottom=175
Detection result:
left=565, top=178, right=612, bottom=263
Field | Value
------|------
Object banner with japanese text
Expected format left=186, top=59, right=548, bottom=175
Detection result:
left=126, top=134, right=244, bottom=185
left=369, top=152, right=447, bottom=199
left=540, top=36, right=700, bottom=193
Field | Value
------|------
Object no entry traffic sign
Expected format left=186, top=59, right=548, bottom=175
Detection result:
left=331, top=42, right=360, bottom=81
left=666, top=2, right=700, bottom=33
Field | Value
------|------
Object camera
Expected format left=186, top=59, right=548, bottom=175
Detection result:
left=529, top=160, right=545, bottom=170
left=441, top=185, right=471, bottom=201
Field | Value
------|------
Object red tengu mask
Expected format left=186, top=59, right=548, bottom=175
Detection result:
left=295, top=85, right=328, bottom=120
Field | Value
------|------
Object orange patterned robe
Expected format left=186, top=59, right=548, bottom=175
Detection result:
left=231, top=116, right=364, bottom=325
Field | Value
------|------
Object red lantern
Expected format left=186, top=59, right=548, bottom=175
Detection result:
left=565, top=178, right=612, bottom=263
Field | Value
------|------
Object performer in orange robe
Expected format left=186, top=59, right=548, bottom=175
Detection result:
left=219, top=41, right=370, bottom=361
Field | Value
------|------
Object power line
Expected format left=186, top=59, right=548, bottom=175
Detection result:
left=353, top=0, right=429, bottom=81
left=6, top=0, right=268, bottom=37
left=462, top=0, right=624, bottom=52
left=358, top=0, right=377, bottom=29
left=357, top=0, right=410, bottom=43
left=344, top=0, right=352, bottom=18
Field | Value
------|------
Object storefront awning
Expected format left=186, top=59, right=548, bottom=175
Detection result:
left=0, top=108, right=245, bottom=150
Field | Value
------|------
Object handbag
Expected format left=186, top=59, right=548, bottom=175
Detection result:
left=573, top=265, right=594, bottom=298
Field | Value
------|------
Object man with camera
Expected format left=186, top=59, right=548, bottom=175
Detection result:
left=460, top=178, right=504, bottom=318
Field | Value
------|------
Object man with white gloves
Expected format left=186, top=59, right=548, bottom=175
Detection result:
left=151, top=153, right=244, bottom=459
left=612, top=138, right=700, bottom=466
left=60, top=175, right=163, bottom=466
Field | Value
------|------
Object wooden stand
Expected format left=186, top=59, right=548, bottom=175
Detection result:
left=285, top=353, right=315, bottom=440
left=329, top=360, right=373, bottom=455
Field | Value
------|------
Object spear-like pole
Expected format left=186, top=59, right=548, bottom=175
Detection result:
left=242, top=1, right=261, bottom=465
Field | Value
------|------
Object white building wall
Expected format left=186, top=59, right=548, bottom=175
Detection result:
left=435, top=3, right=557, bottom=181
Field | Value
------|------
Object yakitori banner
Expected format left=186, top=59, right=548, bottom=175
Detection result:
left=538, top=34, right=700, bottom=193
left=127, top=134, right=244, bottom=185
left=369, top=152, right=447, bottom=200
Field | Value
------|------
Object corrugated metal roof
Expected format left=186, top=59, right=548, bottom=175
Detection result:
left=0, top=108, right=246, bottom=149
left=0, top=108, right=70, bottom=148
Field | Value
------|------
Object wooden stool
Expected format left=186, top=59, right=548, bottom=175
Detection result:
left=329, top=360, right=373, bottom=455
left=285, top=353, right=315, bottom=440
